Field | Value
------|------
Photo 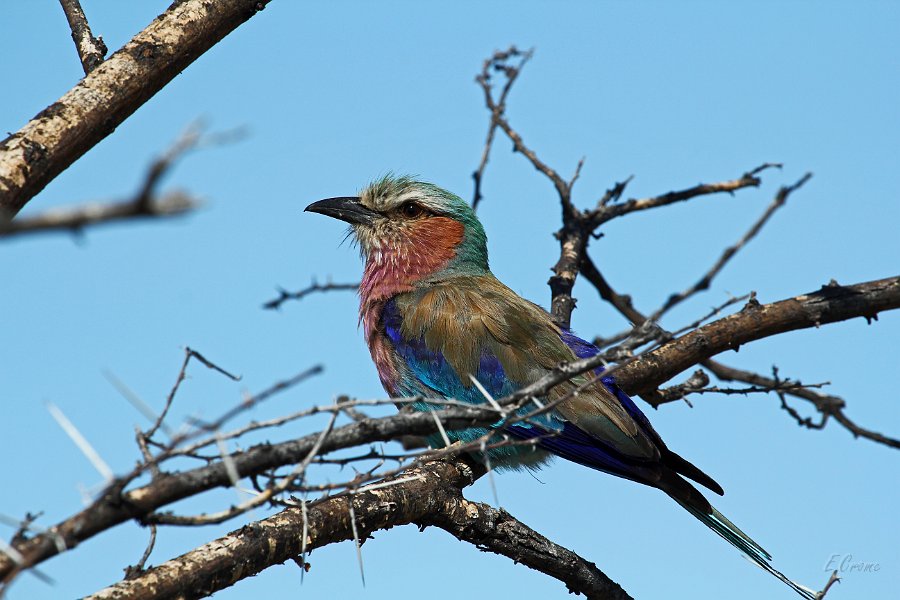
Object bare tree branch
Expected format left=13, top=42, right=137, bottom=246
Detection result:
left=580, top=254, right=646, bottom=325
left=122, top=524, right=156, bottom=580
left=263, top=280, right=359, bottom=310
left=473, top=49, right=788, bottom=331
left=587, top=162, right=783, bottom=227
left=85, top=456, right=632, bottom=600
left=472, top=46, right=533, bottom=210
left=649, top=172, right=812, bottom=319
left=420, top=495, right=632, bottom=600
left=817, top=570, right=841, bottom=600
left=703, top=360, right=900, bottom=449
left=0, top=191, right=198, bottom=239
left=0, top=0, right=270, bottom=218
left=0, top=124, right=247, bottom=239
left=0, top=404, right=500, bottom=581
left=616, top=276, right=900, bottom=397
left=476, top=52, right=572, bottom=203
left=581, top=258, right=899, bottom=449
left=474, top=47, right=589, bottom=328
left=58, top=0, right=107, bottom=74
left=5, top=273, right=896, bottom=585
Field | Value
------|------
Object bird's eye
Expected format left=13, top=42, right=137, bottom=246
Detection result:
left=399, top=202, right=425, bottom=219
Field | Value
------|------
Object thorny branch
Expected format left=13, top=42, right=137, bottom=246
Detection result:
left=2, top=274, right=897, bottom=597
left=615, top=277, right=900, bottom=400
left=703, top=360, right=900, bottom=449
left=85, top=456, right=632, bottom=600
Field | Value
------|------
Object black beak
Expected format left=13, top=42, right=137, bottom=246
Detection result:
left=305, top=196, right=379, bottom=226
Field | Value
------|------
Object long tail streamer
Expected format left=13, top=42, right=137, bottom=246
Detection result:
left=678, top=501, right=818, bottom=600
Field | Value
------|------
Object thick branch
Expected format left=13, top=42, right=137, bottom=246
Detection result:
left=615, top=276, right=900, bottom=397
left=0, top=0, right=269, bottom=217
left=58, top=0, right=107, bottom=74
left=421, top=496, right=632, bottom=600
left=86, top=457, right=631, bottom=600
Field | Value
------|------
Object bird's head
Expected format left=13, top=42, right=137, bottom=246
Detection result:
left=306, top=176, right=489, bottom=295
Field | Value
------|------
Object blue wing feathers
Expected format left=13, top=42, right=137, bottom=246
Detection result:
left=384, top=299, right=672, bottom=481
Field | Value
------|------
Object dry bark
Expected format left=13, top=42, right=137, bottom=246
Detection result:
left=85, top=457, right=631, bottom=600
left=0, top=0, right=270, bottom=218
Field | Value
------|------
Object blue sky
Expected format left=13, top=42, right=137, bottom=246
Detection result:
left=1, top=1, right=898, bottom=599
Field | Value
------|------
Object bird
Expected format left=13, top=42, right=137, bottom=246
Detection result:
left=306, top=174, right=815, bottom=599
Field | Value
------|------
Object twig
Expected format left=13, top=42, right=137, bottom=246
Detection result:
left=146, top=347, right=242, bottom=440
left=597, top=176, right=633, bottom=208
left=668, top=293, right=749, bottom=337
left=587, top=163, right=783, bottom=227
left=123, top=525, right=156, bottom=580
left=474, top=48, right=588, bottom=327
left=149, top=412, right=339, bottom=526
left=656, top=370, right=710, bottom=406
left=476, top=48, right=570, bottom=202
left=471, top=46, right=533, bottom=210
left=830, top=409, right=900, bottom=449
left=580, top=255, right=646, bottom=325
left=263, top=280, right=359, bottom=310
left=816, top=570, right=840, bottom=600
left=184, top=347, right=241, bottom=382
left=58, top=0, right=107, bottom=74
left=185, top=364, right=320, bottom=437
left=701, top=360, right=899, bottom=448
left=650, top=172, right=812, bottom=319
left=657, top=370, right=832, bottom=405
left=580, top=262, right=900, bottom=449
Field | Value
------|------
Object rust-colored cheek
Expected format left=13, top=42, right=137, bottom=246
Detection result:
left=411, top=217, right=465, bottom=265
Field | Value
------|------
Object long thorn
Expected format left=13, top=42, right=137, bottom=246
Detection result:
left=46, top=402, right=114, bottom=483
left=348, top=500, right=365, bottom=586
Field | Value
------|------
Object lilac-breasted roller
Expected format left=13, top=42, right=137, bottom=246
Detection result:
left=307, top=175, right=814, bottom=599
